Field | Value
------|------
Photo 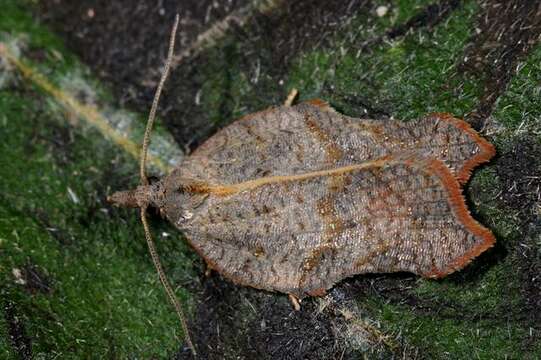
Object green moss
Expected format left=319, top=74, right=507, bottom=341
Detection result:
left=0, top=310, right=11, bottom=359
left=199, top=42, right=256, bottom=126
left=492, top=43, right=541, bottom=132
left=0, top=1, right=55, bottom=44
left=0, top=90, right=196, bottom=357
left=195, top=1, right=455, bottom=124
left=370, top=300, right=526, bottom=359
left=0, top=1, right=178, bottom=173
left=190, top=1, right=466, bottom=127
left=288, top=1, right=481, bottom=120
left=468, top=168, right=521, bottom=241
left=0, top=0, right=78, bottom=71
left=0, top=1, right=197, bottom=352
left=197, top=40, right=289, bottom=128
left=415, top=260, right=520, bottom=312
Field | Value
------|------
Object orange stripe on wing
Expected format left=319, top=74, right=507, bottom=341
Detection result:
left=416, top=157, right=496, bottom=278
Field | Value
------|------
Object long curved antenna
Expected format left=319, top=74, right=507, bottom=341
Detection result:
left=141, top=207, right=196, bottom=355
left=140, top=14, right=179, bottom=185
left=138, top=14, right=197, bottom=356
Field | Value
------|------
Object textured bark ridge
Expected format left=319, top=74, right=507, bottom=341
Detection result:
left=144, top=100, right=496, bottom=298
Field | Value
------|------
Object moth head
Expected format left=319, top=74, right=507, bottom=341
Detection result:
left=160, top=176, right=209, bottom=227
left=107, top=181, right=166, bottom=209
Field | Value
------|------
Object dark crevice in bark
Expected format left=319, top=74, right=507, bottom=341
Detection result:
left=461, top=1, right=541, bottom=129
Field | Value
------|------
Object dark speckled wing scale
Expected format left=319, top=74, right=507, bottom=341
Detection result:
left=162, top=100, right=496, bottom=298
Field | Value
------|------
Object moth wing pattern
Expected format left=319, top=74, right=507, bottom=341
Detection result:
left=294, top=156, right=495, bottom=295
left=180, top=101, right=494, bottom=187
left=176, top=156, right=494, bottom=298
left=158, top=99, right=496, bottom=298
left=299, top=100, right=496, bottom=184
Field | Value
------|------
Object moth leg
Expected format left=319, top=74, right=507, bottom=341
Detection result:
left=288, top=294, right=301, bottom=311
left=204, top=263, right=213, bottom=277
left=284, top=88, right=299, bottom=107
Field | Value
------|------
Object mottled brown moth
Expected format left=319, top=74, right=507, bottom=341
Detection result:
left=109, top=15, right=495, bottom=356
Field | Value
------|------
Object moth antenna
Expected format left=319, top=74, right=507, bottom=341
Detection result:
left=141, top=207, right=196, bottom=355
left=138, top=15, right=197, bottom=356
left=140, top=14, right=179, bottom=185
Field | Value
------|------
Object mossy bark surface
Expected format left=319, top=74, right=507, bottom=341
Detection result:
left=1, top=0, right=540, bottom=358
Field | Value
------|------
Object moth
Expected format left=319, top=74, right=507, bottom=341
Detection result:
left=108, top=16, right=495, bottom=355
